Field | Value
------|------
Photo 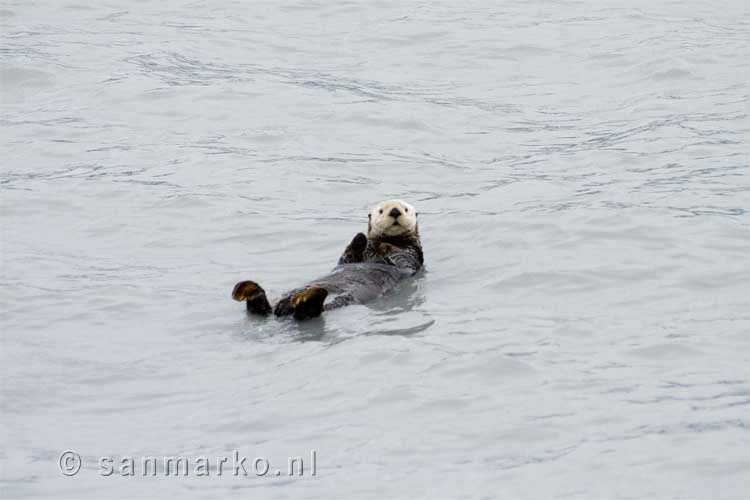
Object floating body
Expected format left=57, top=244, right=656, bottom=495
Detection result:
left=232, top=200, right=424, bottom=320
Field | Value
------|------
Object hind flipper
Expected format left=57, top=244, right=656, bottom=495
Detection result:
left=232, top=280, right=272, bottom=315
left=291, top=286, right=328, bottom=320
left=274, top=286, right=328, bottom=320
left=273, top=294, right=294, bottom=317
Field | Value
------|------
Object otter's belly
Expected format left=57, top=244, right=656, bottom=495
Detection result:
left=310, top=263, right=402, bottom=302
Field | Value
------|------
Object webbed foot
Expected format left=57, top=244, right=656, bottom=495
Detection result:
left=273, top=295, right=294, bottom=317
left=289, top=286, right=328, bottom=320
left=232, top=280, right=272, bottom=315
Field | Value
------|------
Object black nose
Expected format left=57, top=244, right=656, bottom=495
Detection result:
left=389, top=207, right=401, bottom=218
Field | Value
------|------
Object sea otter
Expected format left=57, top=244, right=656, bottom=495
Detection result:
left=232, top=199, right=424, bottom=320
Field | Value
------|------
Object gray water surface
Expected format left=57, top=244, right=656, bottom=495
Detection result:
left=2, top=1, right=750, bottom=499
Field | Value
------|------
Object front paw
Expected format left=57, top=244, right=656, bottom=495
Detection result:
left=351, top=232, right=367, bottom=252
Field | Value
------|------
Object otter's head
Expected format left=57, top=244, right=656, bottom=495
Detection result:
left=368, top=199, right=418, bottom=239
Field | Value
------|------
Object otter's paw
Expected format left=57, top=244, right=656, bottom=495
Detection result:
left=232, top=280, right=272, bottom=315
left=273, top=296, right=293, bottom=317
left=338, top=232, right=369, bottom=265
left=351, top=232, right=368, bottom=255
left=290, top=286, right=328, bottom=320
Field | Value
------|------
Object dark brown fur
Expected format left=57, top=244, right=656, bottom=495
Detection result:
left=233, top=228, right=423, bottom=320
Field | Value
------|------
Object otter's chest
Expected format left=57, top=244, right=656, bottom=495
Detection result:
left=362, top=241, right=399, bottom=262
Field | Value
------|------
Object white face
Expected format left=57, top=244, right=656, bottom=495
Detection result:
left=368, top=199, right=418, bottom=238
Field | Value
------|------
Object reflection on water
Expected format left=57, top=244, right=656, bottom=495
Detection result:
left=1, top=0, right=749, bottom=499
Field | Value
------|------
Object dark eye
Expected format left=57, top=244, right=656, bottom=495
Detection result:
left=404, top=208, right=408, bottom=212
left=379, top=209, right=383, bottom=214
